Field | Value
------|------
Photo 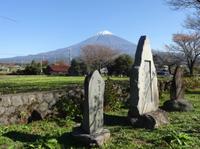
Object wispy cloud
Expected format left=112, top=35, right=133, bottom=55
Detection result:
left=0, top=15, right=17, bottom=23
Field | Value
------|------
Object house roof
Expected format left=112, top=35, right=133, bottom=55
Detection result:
left=49, top=63, right=70, bottom=72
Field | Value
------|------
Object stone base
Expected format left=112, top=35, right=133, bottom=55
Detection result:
left=162, top=99, right=193, bottom=112
left=72, top=128, right=110, bottom=147
left=128, top=109, right=169, bottom=129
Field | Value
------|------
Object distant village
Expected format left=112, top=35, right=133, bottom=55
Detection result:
left=0, top=61, right=70, bottom=75
left=0, top=55, right=199, bottom=77
left=0, top=63, right=22, bottom=74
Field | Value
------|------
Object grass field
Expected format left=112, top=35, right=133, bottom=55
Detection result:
left=0, top=75, right=84, bottom=94
left=0, top=75, right=199, bottom=148
left=0, top=90, right=199, bottom=148
left=0, top=75, right=129, bottom=94
left=2, top=75, right=198, bottom=95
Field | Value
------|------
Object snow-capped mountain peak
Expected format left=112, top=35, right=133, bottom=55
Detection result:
left=96, top=30, right=113, bottom=36
left=0, top=31, right=137, bottom=63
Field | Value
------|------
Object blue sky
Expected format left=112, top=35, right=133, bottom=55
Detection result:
left=0, top=0, right=188, bottom=58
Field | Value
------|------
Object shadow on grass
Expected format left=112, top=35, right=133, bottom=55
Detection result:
left=3, top=131, right=88, bottom=148
left=186, top=90, right=200, bottom=94
left=57, top=132, right=87, bottom=148
left=3, top=131, right=42, bottom=142
left=104, top=113, right=130, bottom=126
left=183, top=128, right=200, bottom=134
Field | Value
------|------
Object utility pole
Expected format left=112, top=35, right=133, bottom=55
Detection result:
left=40, top=56, right=44, bottom=74
left=54, top=56, right=57, bottom=64
left=68, top=48, right=72, bottom=65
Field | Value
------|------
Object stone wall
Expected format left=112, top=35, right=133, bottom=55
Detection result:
left=0, top=85, right=83, bottom=125
left=0, top=80, right=172, bottom=125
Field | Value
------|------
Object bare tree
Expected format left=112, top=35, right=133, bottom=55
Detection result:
left=166, top=0, right=200, bottom=31
left=153, top=51, right=181, bottom=74
left=166, top=33, right=200, bottom=75
left=166, top=0, right=200, bottom=10
left=81, top=44, right=119, bottom=72
left=185, top=12, right=200, bottom=31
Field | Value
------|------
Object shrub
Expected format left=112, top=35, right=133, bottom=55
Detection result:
left=54, top=87, right=84, bottom=121
left=157, top=76, right=200, bottom=94
left=104, top=78, right=124, bottom=111
left=184, top=77, right=200, bottom=89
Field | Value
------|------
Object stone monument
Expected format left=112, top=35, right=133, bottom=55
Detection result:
left=162, top=66, right=193, bottom=111
left=128, top=36, right=169, bottom=129
left=72, top=70, right=110, bottom=147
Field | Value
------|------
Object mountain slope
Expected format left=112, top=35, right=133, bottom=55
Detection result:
left=0, top=31, right=137, bottom=63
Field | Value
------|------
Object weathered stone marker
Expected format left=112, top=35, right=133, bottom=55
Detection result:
left=171, top=66, right=185, bottom=100
left=129, top=36, right=159, bottom=116
left=128, top=36, right=168, bottom=129
left=72, top=70, right=110, bottom=147
left=82, top=70, right=104, bottom=134
left=162, top=66, right=193, bottom=111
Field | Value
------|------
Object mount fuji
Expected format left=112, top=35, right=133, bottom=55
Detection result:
left=0, top=31, right=137, bottom=63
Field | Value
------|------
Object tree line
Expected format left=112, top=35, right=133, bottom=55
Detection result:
left=12, top=41, right=200, bottom=76
left=13, top=45, right=134, bottom=76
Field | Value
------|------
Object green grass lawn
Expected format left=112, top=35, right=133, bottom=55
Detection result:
left=0, top=75, right=199, bottom=148
left=0, top=75, right=85, bottom=94
left=0, top=91, right=199, bottom=149
left=0, top=75, right=129, bottom=94
left=0, top=75, right=198, bottom=95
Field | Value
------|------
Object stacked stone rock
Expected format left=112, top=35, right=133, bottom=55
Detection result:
left=162, top=66, right=193, bottom=111
left=128, top=36, right=169, bottom=129
left=0, top=86, right=83, bottom=125
left=0, top=91, right=62, bottom=124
